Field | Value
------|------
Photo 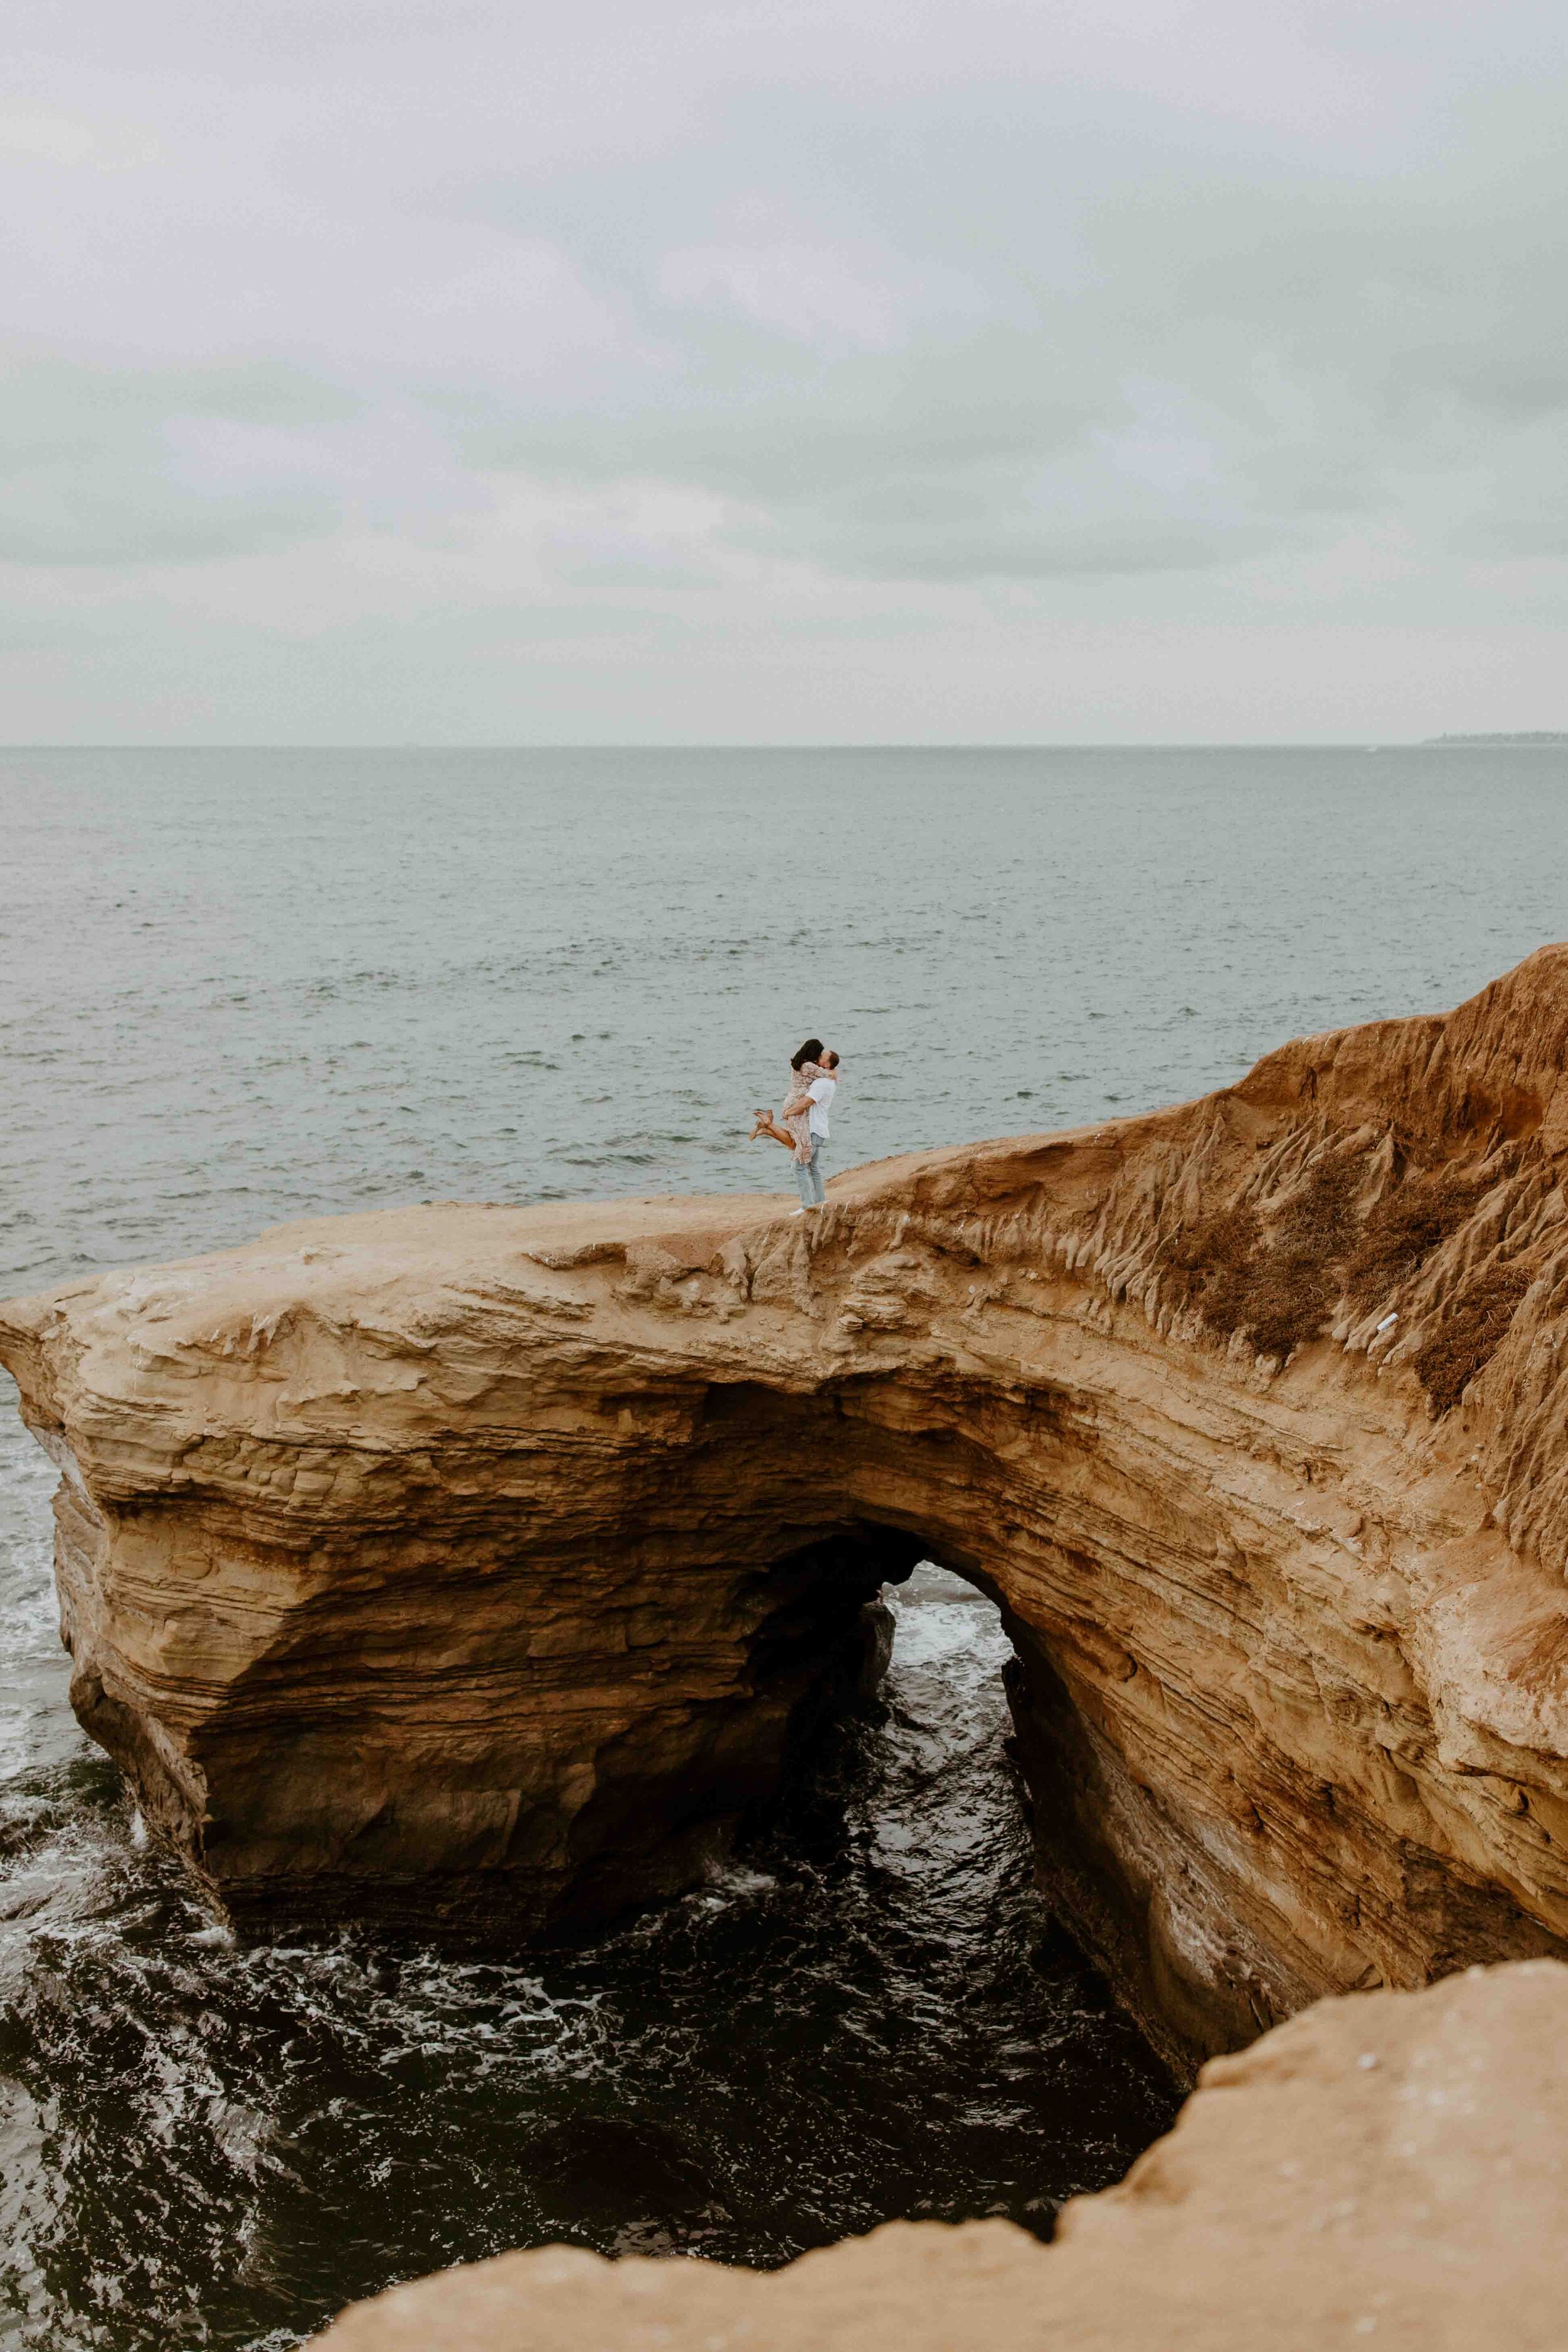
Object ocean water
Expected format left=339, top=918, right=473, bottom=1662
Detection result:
left=3, top=743, right=1566, bottom=2348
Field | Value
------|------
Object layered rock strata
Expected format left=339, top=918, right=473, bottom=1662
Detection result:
left=9, top=950, right=1568, bottom=2072
left=314, top=1959, right=1568, bottom=2352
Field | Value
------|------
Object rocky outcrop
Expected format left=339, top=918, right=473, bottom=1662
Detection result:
left=10, top=950, right=1568, bottom=2074
left=312, top=1958, right=1568, bottom=2351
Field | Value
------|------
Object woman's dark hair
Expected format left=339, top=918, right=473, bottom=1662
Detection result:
left=791, top=1037, right=824, bottom=1071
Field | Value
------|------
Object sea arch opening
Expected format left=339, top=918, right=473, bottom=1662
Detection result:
left=718, top=1492, right=1275, bottom=2087
left=704, top=1534, right=1185, bottom=2235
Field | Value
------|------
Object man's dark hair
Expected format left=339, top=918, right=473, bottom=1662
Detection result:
left=791, top=1037, right=824, bottom=1070
left=821, top=1049, right=839, bottom=1069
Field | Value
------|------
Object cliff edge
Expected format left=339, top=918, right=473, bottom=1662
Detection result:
left=9, top=949, right=1568, bottom=2072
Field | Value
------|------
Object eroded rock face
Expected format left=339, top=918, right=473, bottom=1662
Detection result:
left=312, top=1959, right=1568, bottom=2352
left=9, top=950, right=1568, bottom=2072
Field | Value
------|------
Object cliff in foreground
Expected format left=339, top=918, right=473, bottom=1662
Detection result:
left=316, top=1960, right=1568, bottom=2351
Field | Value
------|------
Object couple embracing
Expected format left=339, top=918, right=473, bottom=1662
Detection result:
left=750, top=1038, right=840, bottom=1214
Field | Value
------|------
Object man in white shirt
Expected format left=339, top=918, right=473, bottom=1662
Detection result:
left=795, top=1049, right=839, bottom=1211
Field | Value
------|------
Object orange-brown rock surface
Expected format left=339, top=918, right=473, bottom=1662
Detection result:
left=9, top=949, right=1568, bottom=2073
left=312, top=1958, right=1568, bottom=2352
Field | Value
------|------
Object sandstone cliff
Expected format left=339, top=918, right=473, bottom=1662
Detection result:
left=313, top=1959, right=1568, bottom=2352
left=9, top=949, right=1568, bottom=2074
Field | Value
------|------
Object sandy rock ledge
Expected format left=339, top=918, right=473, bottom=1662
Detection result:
left=315, top=1960, right=1568, bottom=2351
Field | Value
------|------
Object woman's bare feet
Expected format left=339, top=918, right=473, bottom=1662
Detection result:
left=749, top=1108, right=772, bottom=1140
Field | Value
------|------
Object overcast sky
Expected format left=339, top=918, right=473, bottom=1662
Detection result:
left=4, top=1, right=1566, bottom=742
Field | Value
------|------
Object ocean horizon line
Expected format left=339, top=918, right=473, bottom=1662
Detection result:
left=5, top=738, right=1559, bottom=755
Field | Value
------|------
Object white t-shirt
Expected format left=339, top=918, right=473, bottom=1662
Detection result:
left=807, top=1074, right=835, bottom=1137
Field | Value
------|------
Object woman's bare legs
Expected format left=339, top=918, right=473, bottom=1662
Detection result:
left=750, top=1110, right=797, bottom=1148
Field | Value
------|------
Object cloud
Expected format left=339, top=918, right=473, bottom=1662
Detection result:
left=0, top=362, right=367, bottom=563
left=3, top=2, right=1568, bottom=734
left=658, top=238, right=901, bottom=348
left=0, top=107, right=161, bottom=169
left=420, top=69, right=1568, bottom=588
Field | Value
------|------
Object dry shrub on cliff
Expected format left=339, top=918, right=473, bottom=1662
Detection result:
left=1411, top=1264, right=1530, bottom=1414
left=1167, top=1150, right=1530, bottom=1402
left=1179, top=1203, right=1261, bottom=1332
left=1344, top=1171, right=1485, bottom=1309
left=1165, top=1157, right=1361, bottom=1360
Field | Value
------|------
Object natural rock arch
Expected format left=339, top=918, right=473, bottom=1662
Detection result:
left=9, top=948, right=1568, bottom=2078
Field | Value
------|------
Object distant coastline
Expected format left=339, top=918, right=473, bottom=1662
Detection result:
left=1424, top=732, right=1568, bottom=746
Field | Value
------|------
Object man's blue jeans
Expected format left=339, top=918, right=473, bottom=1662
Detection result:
left=795, top=1135, right=827, bottom=1207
